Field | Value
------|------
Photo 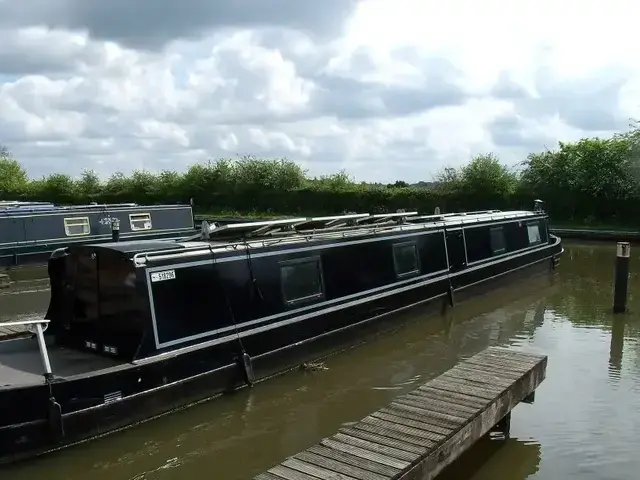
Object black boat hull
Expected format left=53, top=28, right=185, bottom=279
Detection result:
left=0, top=236, right=562, bottom=465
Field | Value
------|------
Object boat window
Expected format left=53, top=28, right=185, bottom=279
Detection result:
left=130, top=213, right=152, bottom=231
left=527, top=223, right=541, bottom=245
left=64, top=217, right=91, bottom=236
left=393, top=242, right=420, bottom=278
left=490, top=227, right=506, bottom=255
left=280, top=257, right=324, bottom=305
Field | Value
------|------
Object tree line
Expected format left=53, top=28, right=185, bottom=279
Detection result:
left=2, top=123, right=640, bottom=226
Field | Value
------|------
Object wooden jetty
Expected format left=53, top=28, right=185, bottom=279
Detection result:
left=253, top=346, right=547, bottom=480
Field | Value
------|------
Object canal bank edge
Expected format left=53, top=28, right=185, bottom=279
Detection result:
left=550, top=226, right=640, bottom=243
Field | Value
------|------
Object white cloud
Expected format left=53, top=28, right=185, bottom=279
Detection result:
left=0, top=0, right=639, bottom=183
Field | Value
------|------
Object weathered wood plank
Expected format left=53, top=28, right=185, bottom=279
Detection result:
left=425, top=377, right=500, bottom=399
left=467, top=356, right=535, bottom=372
left=268, top=464, right=319, bottom=480
left=295, top=450, right=388, bottom=480
left=404, top=390, right=478, bottom=415
left=444, top=368, right=516, bottom=388
left=415, top=385, right=490, bottom=409
left=460, top=362, right=523, bottom=381
left=283, top=457, right=360, bottom=479
left=386, top=400, right=464, bottom=430
left=332, top=432, right=420, bottom=462
left=381, top=403, right=458, bottom=435
left=407, top=389, right=482, bottom=414
left=433, top=374, right=507, bottom=394
left=370, top=411, right=450, bottom=441
left=320, top=438, right=410, bottom=470
left=253, top=346, right=547, bottom=480
left=346, top=422, right=433, bottom=448
left=308, top=444, right=402, bottom=477
left=254, top=473, right=285, bottom=480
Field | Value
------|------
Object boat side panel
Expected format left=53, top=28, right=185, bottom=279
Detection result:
left=0, top=217, right=25, bottom=244
left=149, top=262, right=235, bottom=347
left=0, top=206, right=195, bottom=268
left=145, top=229, right=449, bottom=351
left=462, top=217, right=549, bottom=265
left=2, top=205, right=193, bottom=245
left=23, top=214, right=67, bottom=242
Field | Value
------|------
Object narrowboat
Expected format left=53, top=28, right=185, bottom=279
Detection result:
left=0, top=205, right=563, bottom=465
left=0, top=201, right=196, bottom=269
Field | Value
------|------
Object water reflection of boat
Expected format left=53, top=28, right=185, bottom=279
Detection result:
left=0, top=207, right=563, bottom=465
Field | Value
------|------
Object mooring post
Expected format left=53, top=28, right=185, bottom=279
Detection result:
left=111, top=218, right=120, bottom=242
left=613, top=242, right=630, bottom=313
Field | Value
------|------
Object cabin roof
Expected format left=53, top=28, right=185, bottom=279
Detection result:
left=442, top=210, right=535, bottom=225
left=72, top=240, right=187, bottom=255
left=208, top=210, right=539, bottom=252
left=126, top=209, right=547, bottom=265
left=0, top=202, right=191, bottom=216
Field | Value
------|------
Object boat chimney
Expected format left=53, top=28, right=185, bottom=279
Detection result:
left=201, top=220, right=210, bottom=240
left=533, top=199, right=544, bottom=213
left=111, top=218, right=120, bottom=242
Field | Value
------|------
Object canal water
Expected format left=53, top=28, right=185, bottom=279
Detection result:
left=1, top=241, right=640, bottom=479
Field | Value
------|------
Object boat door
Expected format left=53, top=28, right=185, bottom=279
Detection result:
left=446, top=229, right=467, bottom=271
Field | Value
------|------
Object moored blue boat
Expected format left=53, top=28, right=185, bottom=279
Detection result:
left=0, top=201, right=196, bottom=269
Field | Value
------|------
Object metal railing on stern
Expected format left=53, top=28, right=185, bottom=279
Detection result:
left=1, top=319, right=53, bottom=382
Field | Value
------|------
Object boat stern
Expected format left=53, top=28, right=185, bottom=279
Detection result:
left=44, top=240, right=186, bottom=360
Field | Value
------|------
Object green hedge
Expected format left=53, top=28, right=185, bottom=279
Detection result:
left=2, top=124, right=640, bottom=226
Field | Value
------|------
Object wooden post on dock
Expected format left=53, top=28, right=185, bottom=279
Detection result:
left=613, top=242, right=630, bottom=313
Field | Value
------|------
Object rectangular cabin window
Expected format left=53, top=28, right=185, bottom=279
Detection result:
left=393, top=242, right=420, bottom=278
left=64, top=217, right=91, bottom=236
left=527, top=223, right=542, bottom=245
left=129, top=213, right=152, bottom=231
left=489, top=227, right=506, bottom=255
left=280, top=257, right=324, bottom=305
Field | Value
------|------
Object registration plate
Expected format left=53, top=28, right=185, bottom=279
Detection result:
left=150, top=270, right=176, bottom=283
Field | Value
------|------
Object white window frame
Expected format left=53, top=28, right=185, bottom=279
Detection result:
left=129, top=212, right=153, bottom=231
left=392, top=241, right=421, bottom=279
left=489, top=226, right=506, bottom=255
left=527, top=223, right=542, bottom=245
left=280, top=256, right=325, bottom=306
left=64, top=217, right=91, bottom=236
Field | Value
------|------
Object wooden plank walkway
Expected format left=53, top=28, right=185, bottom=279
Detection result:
left=253, top=346, right=547, bottom=480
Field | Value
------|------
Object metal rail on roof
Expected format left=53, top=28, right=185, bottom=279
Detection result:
left=132, top=208, right=545, bottom=265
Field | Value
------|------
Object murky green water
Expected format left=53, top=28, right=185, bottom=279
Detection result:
left=2, top=241, right=640, bottom=479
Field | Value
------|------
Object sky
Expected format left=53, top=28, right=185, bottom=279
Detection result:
left=0, top=0, right=638, bottom=183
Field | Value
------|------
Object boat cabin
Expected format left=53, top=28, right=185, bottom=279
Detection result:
left=44, top=208, right=556, bottom=362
